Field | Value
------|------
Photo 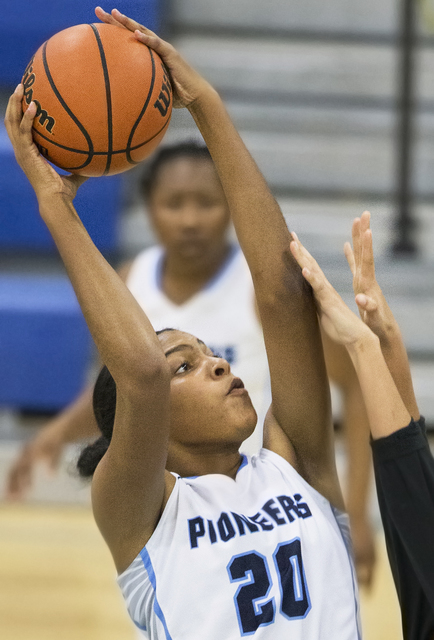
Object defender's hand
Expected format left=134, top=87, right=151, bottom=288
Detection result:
left=290, top=233, right=371, bottom=347
left=95, top=7, right=212, bottom=108
left=344, top=211, right=397, bottom=341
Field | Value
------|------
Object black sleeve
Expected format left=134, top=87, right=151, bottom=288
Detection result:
left=371, top=417, right=434, bottom=640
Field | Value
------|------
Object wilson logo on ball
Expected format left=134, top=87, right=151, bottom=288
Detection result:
left=22, top=57, right=36, bottom=102
left=22, top=57, right=56, bottom=134
left=154, top=65, right=171, bottom=117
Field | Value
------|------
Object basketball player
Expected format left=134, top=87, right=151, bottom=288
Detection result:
left=6, top=140, right=375, bottom=585
left=5, top=10, right=364, bottom=635
left=345, top=211, right=434, bottom=640
left=7, top=8, right=422, bottom=636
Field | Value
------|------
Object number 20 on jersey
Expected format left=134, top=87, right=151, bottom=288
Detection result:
left=227, top=537, right=310, bottom=635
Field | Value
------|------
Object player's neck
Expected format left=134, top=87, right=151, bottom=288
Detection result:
left=167, top=444, right=243, bottom=480
left=161, top=242, right=232, bottom=305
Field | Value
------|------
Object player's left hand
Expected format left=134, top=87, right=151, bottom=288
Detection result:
left=289, top=233, right=372, bottom=348
left=95, top=7, right=212, bottom=109
left=4, top=85, right=86, bottom=203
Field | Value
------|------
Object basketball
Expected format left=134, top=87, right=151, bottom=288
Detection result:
left=20, top=23, right=172, bottom=176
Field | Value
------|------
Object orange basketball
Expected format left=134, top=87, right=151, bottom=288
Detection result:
left=21, top=23, right=172, bottom=176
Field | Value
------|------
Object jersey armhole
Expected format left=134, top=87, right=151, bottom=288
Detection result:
left=117, top=473, right=181, bottom=580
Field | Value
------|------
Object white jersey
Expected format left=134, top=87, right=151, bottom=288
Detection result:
left=118, top=449, right=361, bottom=639
left=126, top=244, right=270, bottom=454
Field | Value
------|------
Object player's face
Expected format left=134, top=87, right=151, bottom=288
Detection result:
left=148, top=157, right=230, bottom=261
left=158, top=330, right=257, bottom=447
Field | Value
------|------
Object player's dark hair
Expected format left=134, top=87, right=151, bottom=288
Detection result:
left=139, top=141, right=213, bottom=200
left=77, top=328, right=175, bottom=478
left=76, top=365, right=115, bottom=478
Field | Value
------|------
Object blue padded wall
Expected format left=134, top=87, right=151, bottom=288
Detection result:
left=0, top=125, right=123, bottom=252
left=0, top=275, right=92, bottom=411
left=0, top=0, right=162, bottom=87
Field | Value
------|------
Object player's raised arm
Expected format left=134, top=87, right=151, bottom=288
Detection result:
left=102, top=9, right=338, bottom=505
left=4, top=86, right=172, bottom=571
left=190, top=99, right=337, bottom=504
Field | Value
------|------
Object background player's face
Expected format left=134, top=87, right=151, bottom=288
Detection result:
left=148, top=157, right=230, bottom=261
left=158, top=330, right=257, bottom=449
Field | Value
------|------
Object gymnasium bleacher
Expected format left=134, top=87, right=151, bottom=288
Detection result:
left=163, top=0, right=434, bottom=424
left=0, top=0, right=433, bottom=454
left=0, top=1, right=159, bottom=414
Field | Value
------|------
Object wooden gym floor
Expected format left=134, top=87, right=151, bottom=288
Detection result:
left=0, top=503, right=402, bottom=640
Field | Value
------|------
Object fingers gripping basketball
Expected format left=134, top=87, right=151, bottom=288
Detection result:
left=21, top=23, right=172, bottom=176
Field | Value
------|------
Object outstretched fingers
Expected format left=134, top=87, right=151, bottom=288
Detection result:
left=347, top=210, right=374, bottom=286
left=351, top=217, right=362, bottom=268
left=360, top=210, right=371, bottom=235
left=351, top=211, right=369, bottom=264
left=356, top=211, right=371, bottom=268
left=290, top=233, right=369, bottom=347
left=344, top=241, right=356, bottom=276
left=360, top=227, right=375, bottom=283
left=290, top=234, right=327, bottom=296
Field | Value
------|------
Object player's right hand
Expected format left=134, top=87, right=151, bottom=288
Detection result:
left=6, top=423, right=65, bottom=500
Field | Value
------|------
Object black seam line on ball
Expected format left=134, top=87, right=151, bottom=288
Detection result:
left=90, top=24, right=113, bottom=176
left=41, top=40, right=94, bottom=171
left=33, top=116, right=170, bottom=159
left=126, top=46, right=156, bottom=164
left=124, top=117, right=171, bottom=166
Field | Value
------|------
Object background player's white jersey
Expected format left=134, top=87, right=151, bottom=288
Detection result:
left=126, top=244, right=270, bottom=454
left=118, top=449, right=361, bottom=639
